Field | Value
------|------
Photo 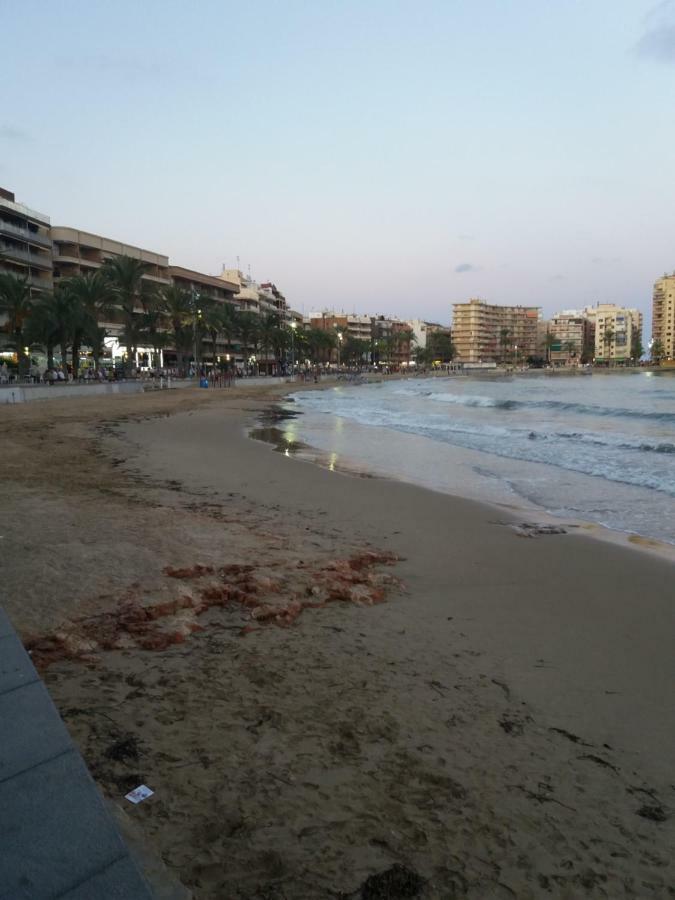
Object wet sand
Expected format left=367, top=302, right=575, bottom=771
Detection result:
left=1, top=384, right=674, bottom=898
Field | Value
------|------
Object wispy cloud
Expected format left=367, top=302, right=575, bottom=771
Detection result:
left=635, top=1, right=675, bottom=62
left=0, top=125, right=32, bottom=143
left=455, top=262, right=480, bottom=273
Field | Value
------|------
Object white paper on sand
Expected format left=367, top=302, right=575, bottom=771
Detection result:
left=125, top=784, right=154, bottom=804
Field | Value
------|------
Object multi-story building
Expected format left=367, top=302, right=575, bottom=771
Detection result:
left=308, top=311, right=374, bottom=364
left=407, top=319, right=429, bottom=349
left=583, top=303, right=643, bottom=364
left=0, top=187, right=53, bottom=297
left=168, top=265, right=239, bottom=368
left=51, top=226, right=171, bottom=369
left=371, top=315, right=414, bottom=367
left=652, top=274, right=675, bottom=361
left=548, top=310, right=595, bottom=367
left=452, top=298, right=541, bottom=363
left=52, top=227, right=170, bottom=287
left=218, top=268, right=301, bottom=371
left=170, top=266, right=237, bottom=306
left=408, top=320, right=452, bottom=351
left=309, top=311, right=372, bottom=343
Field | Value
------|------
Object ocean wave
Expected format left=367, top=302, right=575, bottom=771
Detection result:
left=429, top=393, right=518, bottom=409
left=553, top=432, right=675, bottom=454
left=430, top=393, right=675, bottom=422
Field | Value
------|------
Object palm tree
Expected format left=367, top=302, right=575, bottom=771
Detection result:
left=86, top=324, right=109, bottom=373
left=24, top=293, right=60, bottom=371
left=428, top=332, right=456, bottom=364
left=272, top=323, right=290, bottom=370
left=650, top=338, right=664, bottom=364
left=630, top=333, right=643, bottom=364
left=603, top=327, right=615, bottom=365
left=499, top=327, right=512, bottom=363
left=142, top=293, right=168, bottom=369
left=343, top=336, right=370, bottom=367
left=237, top=311, right=262, bottom=373
left=218, top=304, right=240, bottom=370
left=563, top=340, right=577, bottom=365
left=101, top=256, right=152, bottom=375
left=0, top=273, right=33, bottom=376
left=305, top=327, right=335, bottom=366
left=543, top=331, right=556, bottom=366
left=258, top=312, right=282, bottom=374
left=162, top=285, right=193, bottom=375
left=200, top=301, right=224, bottom=371
left=62, top=272, right=114, bottom=377
left=398, top=328, right=415, bottom=367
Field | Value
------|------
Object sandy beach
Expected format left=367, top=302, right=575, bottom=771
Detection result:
left=1, top=383, right=674, bottom=899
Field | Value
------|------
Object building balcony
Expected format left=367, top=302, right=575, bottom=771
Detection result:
left=0, top=244, right=53, bottom=270
left=0, top=220, right=52, bottom=249
left=53, top=253, right=102, bottom=270
left=28, top=273, right=53, bottom=292
left=0, top=196, right=50, bottom=226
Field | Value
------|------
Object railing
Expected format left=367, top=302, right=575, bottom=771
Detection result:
left=28, top=274, right=53, bottom=291
left=0, top=220, right=52, bottom=248
left=0, top=195, right=50, bottom=225
left=0, top=244, right=53, bottom=270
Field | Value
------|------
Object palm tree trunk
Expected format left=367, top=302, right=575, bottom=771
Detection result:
left=72, top=330, right=82, bottom=379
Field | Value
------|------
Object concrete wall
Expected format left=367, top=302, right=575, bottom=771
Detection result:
left=0, top=382, right=145, bottom=405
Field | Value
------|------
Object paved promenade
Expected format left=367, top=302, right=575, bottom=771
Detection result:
left=0, top=607, right=153, bottom=899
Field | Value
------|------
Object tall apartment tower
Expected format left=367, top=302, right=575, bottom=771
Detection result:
left=0, top=187, right=53, bottom=296
left=652, top=274, right=675, bottom=360
left=452, top=298, right=541, bottom=363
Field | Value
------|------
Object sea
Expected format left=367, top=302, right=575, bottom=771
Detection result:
left=281, top=371, right=675, bottom=546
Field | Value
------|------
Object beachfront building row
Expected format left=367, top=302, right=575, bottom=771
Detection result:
left=451, top=299, right=541, bottom=364
left=652, top=274, right=675, bottom=362
left=451, top=298, right=645, bottom=367
left=306, top=311, right=447, bottom=367
left=0, top=186, right=301, bottom=372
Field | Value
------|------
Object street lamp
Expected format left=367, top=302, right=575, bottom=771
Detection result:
left=290, top=321, right=297, bottom=377
left=191, top=289, right=202, bottom=374
left=336, top=330, right=343, bottom=369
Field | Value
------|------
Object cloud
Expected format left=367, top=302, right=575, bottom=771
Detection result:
left=635, top=1, right=675, bottom=62
left=0, top=125, right=32, bottom=143
left=455, top=262, right=479, bottom=273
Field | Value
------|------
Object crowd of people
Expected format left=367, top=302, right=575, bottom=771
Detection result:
left=1, top=359, right=334, bottom=388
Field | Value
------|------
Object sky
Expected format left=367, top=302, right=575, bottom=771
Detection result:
left=2, top=0, right=675, bottom=327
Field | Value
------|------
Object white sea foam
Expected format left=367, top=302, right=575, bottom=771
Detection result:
left=292, top=373, right=675, bottom=542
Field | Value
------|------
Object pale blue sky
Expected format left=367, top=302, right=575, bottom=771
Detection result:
left=3, top=0, right=675, bottom=325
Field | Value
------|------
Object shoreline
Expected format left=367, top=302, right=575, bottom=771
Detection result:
left=259, top=387, right=675, bottom=566
left=2, top=384, right=674, bottom=898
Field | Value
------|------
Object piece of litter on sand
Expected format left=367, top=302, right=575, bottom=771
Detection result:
left=125, top=784, right=154, bottom=804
